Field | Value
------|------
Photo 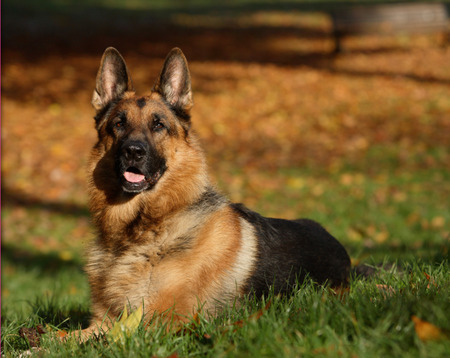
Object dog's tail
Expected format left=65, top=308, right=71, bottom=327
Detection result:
left=351, top=262, right=398, bottom=279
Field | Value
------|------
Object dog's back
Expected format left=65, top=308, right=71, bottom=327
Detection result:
left=231, top=203, right=350, bottom=296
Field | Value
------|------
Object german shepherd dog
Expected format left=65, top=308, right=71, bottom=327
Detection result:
left=82, top=47, right=350, bottom=338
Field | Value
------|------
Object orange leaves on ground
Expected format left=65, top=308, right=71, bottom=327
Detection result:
left=412, top=316, right=448, bottom=342
left=423, top=271, right=438, bottom=289
left=346, top=223, right=391, bottom=244
left=4, top=17, right=450, bottom=206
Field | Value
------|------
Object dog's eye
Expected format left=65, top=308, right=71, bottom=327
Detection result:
left=113, top=113, right=127, bottom=130
left=152, top=120, right=165, bottom=132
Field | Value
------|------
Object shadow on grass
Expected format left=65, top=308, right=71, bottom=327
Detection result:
left=1, top=186, right=90, bottom=218
left=27, top=297, right=92, bottom=330
left=1, top=244, right=84, bottom=274
left=346, top=241, right=449, bottom=267
left=1, top=245, right=91, bottom=330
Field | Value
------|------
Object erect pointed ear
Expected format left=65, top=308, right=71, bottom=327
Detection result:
left=92, top=47, right=133, bottom=111
left=153, top=48, right=193, bottom=117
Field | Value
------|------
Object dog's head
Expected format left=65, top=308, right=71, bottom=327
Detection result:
left=91, top=47, right=195, bottom=195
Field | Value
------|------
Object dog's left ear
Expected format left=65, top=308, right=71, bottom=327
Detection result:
left=153, top=48, right=193, bottom=117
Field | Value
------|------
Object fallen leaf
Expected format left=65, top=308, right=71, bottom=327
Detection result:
left=56, top=330, right=68, bottom=339
left=431, top=216, right=445, bottom=229
left=374, top=230, right=389, bottom=243
left=59, top=250, right=73, bottom=261
left=19, top=325, right=47, bottom=348
left=287, top=177, right=305, bottom=189
left=412, top=315, right=445, bottom=342
left=423, top=272, right=438, bottom=289
left=108, top=304, right=143, bottom=343
left=347, top=228, right=363, bottom=242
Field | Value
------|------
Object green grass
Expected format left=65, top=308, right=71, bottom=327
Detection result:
left=2, top=150, right=449, bottom=356
left=2, top=262, right=449, bottom=357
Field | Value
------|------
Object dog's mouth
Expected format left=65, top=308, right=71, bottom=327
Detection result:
left=121, top=166, right=164, bottom=193
left=123, top=167, right=146, bottom=184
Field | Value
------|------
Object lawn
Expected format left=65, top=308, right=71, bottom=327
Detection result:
left=2, top=1, right=449, bottom=356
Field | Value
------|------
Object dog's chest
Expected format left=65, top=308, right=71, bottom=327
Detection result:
left=89, top=242, right=171, bottom=312
left=88, top=216, right=200, bottom=312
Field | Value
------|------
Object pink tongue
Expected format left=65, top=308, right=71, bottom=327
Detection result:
left=124, top=171, right=145, bottom=183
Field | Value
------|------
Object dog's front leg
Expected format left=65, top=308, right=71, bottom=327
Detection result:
left=65, top=316, right=113, bottom=343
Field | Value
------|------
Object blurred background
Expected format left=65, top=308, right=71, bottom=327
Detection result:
left=2, top=0, right=449, bottom=318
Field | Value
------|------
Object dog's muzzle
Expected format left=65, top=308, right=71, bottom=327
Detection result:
left=118, top=140, right=166, bottom=193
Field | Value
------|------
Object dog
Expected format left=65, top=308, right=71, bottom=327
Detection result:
left=82, top=47, right=350, bottom=338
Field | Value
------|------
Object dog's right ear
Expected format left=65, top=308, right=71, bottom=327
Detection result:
left=92, top=47, right=133, bottom=111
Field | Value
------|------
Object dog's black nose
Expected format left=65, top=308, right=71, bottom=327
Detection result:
left=122, top=141, right=147, bottom=161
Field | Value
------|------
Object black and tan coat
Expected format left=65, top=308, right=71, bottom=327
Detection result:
left=82, top=47, right=350, bottom=338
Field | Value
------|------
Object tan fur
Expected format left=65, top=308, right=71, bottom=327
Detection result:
left=84, top=89, right=258, bottom=337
